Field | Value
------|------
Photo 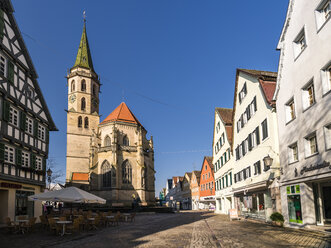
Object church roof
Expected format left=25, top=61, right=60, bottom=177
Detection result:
left=101, top=102, right=143, bottom=127
left=72, top=21, right=94, bottom=71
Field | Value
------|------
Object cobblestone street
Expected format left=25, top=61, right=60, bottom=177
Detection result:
left=1, top=211, right=331, bottom=248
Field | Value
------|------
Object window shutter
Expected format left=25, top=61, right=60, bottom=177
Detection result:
left=7, top=61, right=14, bottom=84
left=248, top=167, right=251, bottom=177
left=20, top=112, right=26, bottom=131
left=45, top=128, right=49, bottom=143
left=0, top=143, right=4, bottom=162
left=264, top=119, right=268, bottom=139
left=2, top=100, right=10, bottom=121
left=43, top=157, right=46, bottom=172
left=248, top=134, right=252, bottom=151
left=247, top=106, right=251, bottom=120
left=229, top=172, right=232, bottom=185
left=33, top=120, right=38, bottom=137
left=242, top=142, right=246, bottom=156
left=257, top=161, right=261, bottom=174
left=255, top=127, right=260, bottom=145
left=31, top=154, right=36, bottom=170
left=243, top=83, right=247, bottom=95
left=253, top=96, right=257, bottom=111
left=16, top=149, right=22, bottom=167
left=0, top=9, right=4, bottom=40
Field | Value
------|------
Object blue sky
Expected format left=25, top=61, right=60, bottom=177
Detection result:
left=12, top=0, right=288, bottom=195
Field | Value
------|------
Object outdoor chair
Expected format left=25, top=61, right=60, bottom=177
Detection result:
left=127, top=213, right=136, bottom=222
left=5, top=217, right=17, bottom=233
left=59, top=216, right=67, bottom=221
left=22, top=217, right=36, bottom=233
left=108, top=213, right=120, bottom=226
left=107, top=211, right=112, bottom=216
left=48, top=218, right=61, bottom=235
left=67, top=218, right=80, bottom=233
left=17, top=216, right=26, bottom=220
left=39, top=215, right=48, bottom=229
left=78, top=215, right=85, bottom=231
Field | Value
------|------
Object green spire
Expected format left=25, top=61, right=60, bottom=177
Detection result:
left=73, top=21, right=94, bottom=71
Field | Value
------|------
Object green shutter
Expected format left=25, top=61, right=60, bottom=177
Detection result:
left=45, top=128, right=49, bottom=143
left=43, top=157, right=46, bottom=172
left=2, top=100, right=10, bottom=121
left=0, top=143, right=4, bottom=162
left=0, top=9, right=4, bottom=41
left=16, top=149, right=22, bottom=167
left=20, top=112, right=26, bottom=131
left=30, top=154, right=36, bottom=170
left=33, top=120, right=38, bottom=138
left=7, top=61, right=14, bottom=84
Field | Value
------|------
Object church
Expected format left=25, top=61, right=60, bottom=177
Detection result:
left=65, top=21, right=155, bottom=206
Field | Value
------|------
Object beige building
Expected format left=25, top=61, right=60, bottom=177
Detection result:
left=66, top=21, right=155, bottom=206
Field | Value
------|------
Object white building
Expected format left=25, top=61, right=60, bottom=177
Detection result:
left=231, top=69, right=281, bottom=221
left=274, top=0, right=331, bottom=227
left=213, top=108, right=235, bottom=214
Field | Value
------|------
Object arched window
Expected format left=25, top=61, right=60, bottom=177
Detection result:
left=81, top=97, right=86, bottom=111
left=102, top=160, right=116, bottom=188
left=123, top=135, right=129, bottom=146
left=122, top=160, right=132, bottom=184
left=71, top=80, right=75, bottom=92
left=93, top=85, right=97, bottom=96
left=78, top=116, right=82, bottom=127
left=84, top=117, right=89, bottom=128
left=81, top=79, right=86, bottom=92
left=141, top=165, right=147, bottom=188
left=104, top=136, right=111, bottom=147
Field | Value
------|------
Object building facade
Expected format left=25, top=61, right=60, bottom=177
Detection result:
left=66, top=21, right=155, bottom=206
left=181, top=172, right=192, bottom=210
left=274, top=0, right=331, bottom=227
left=190, top=170, right=201, bottom=210
left=199, top=156, right=215, bottom=210
left=213, top=108, right=234, bottom=214
left=0, top=0, right=56, bottom=223
left=231, top=69, right=281, bottom=221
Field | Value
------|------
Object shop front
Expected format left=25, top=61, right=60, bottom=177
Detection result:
left=0, top=180, right=42, bottom=223
left=199, top=196, right=216, bottom=210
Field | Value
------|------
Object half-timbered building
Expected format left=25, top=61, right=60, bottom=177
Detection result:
left=0, top=0, right=57, bottom=223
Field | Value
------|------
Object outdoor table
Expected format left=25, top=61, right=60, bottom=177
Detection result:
left=123, top=213, right=130, bottom=222
left=15, top=220, right=29, bottom=234
left=105, top=215, right=114, bottom=226
left=87, top=218, right=97, bottom=230
left=56, top=220, right=72, bottom=236
left=52, top=217, right=60, bottom=220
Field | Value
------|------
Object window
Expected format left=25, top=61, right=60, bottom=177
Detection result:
left=123, top=135, right=129, bottom=146
left=9, top=106, right=19, bottom=127
left=71, top=80, right=75, bottom=92
left=324, top=124, right=331, bottom=150
left=239, top=83, right=247, bottom=103
left=104, top=136, right=111, bottom=147
left=15, top=191, right=34, bottom=217
left=293, top=29, right=307, bottom=58
left=38, top=124, right=45, bottom=141
left=216, top=122, right=220, bottom=133
left=261, top=119, right=268, bottom=140
left=81, top=98, right=86, bottom=111
left=122, top=160, right=132, bottom=184
left=84, top=117, right=89, bottom=128
left=102, top=160, right=116, bottom=188
left=285, top=98, right=296, bottom=123
left=0, top=53, right=6, bottom=76
left=305, top=132, right=318, bottom=156
left=81, top=80, right=86, bottom=92
left=288, top=143, right=299, bottom=163
left=4, top=145, right=15, bottom=164
left=25, top=116, right=33, bottom=134
left=22, top=151, right=30, bottom=167
left=321, top=65, right=331, bottom=94
left=78, top=116, right=82, bottom=127
left=302, top=82, right=315, bottom=110
left=92, top=85, right=97, bottom=96
left=208, top=172, right=210, bottom=178
left=254, top=161, right=261, bottom=175
left=315, top=0, right=331, bottom=30
left=36, top=156, right=42, bottom=170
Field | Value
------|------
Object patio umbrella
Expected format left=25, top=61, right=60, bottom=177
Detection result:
left=28, top=186, right=106, bottom=204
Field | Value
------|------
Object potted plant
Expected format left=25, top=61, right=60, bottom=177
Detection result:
left=270, top=212, right=284, bottom=227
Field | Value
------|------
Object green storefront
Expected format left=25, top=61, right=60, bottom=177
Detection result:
left=286, top=184, right=303, bottom=224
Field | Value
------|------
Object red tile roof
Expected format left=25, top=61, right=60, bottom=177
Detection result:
left=259, top=79, right=276, bottom=106
left=205, top=156, right=213, bottom=170
left=101, top=102, right=143, bottom=126
left=225, top=126, right=233, bottom=146
left=72, top=172, right=89, bottom=181
left=216, top=108, right=233, bottom=125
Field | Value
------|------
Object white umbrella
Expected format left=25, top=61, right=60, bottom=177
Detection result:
left=28, top=186, right=106, bottom=204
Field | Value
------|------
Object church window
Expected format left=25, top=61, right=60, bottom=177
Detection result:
left=84, top=117, right=89, bottom=128
left=123, top=135, right=129, bottom=146
left=122, top=160, right=132, bottom=184
left=71, top=81, right=75, bottom=92
left=81, top=80, right=86, bottom=92
left=104, top=136, right=111, bottom=147
left=81, top=98, right=86, bottom=111
left=102, top=160, right=116, bottom=188
left=78, top=116, right=82, bottom=127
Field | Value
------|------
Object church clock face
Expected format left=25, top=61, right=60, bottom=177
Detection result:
left=69, top=94, right=76, bottom=103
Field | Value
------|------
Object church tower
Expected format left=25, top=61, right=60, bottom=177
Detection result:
left=66, top=20, right=100, bottom=184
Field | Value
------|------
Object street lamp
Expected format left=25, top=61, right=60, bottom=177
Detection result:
left=47, top=168, right=52, bottom=190
left=263, top=155, right=273, bottom=167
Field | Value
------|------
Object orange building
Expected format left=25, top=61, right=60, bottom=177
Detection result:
left=199, top=156, right=215, bottom=210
